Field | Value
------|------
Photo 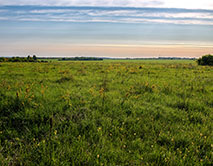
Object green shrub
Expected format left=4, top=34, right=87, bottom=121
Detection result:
left=0, top=56, right=39, bottom=62
left=197, top=55, right=213, bottom=66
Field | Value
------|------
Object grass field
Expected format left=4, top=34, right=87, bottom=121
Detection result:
left=0, top=60, right=212, bottom=165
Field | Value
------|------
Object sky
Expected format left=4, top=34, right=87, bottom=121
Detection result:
left=0, top=0, right=213, bottom=58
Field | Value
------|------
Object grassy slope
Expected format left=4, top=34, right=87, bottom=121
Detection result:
left=0, top=60, right=212, bottom=165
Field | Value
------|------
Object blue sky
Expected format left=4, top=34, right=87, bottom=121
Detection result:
left=0, top=1, right=213, bottom=57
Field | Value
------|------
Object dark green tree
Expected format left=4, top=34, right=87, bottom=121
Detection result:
left=33, top=55, right=37, bottom=61
left=197, top=55, right=213, bottom=66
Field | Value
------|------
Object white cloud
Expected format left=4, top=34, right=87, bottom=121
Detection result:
left=0, top=0, right=163, bottom=7
left=161, top=0, right=213, bottom=9
left=0, top=0, right=212, bottom=9
left=2, top=7, right=213, bottom=25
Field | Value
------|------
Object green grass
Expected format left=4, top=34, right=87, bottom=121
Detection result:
left=0, top=60, right=212, bottom=165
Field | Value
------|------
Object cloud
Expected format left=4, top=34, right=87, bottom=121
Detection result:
left=0, top=0, right=213, bottom=9
left=0, top=0, right=164, bottom=7
left=0, top=6, right=213, bottom=25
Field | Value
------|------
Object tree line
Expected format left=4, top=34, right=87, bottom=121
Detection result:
left=59, top=57, right=103, bottom=61
left=0, top=55, right=42, bottom=62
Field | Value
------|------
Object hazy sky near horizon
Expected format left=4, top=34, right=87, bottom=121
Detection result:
left=0, top=1, right=213, bottom=57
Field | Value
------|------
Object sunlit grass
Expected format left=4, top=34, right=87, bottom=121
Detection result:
left=0, top=60, right=212, bottom=165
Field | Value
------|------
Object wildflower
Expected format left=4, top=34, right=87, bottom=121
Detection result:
left=97, top=154, right=100, bottom=158
left=54, top=130, right=57, bottom=135
left=97, top=127, right=102, bottom=132
left=99, top=88, right=104, bottom=96
left=41, top=89, right=45, bottom=95
left=89, top=88, right=96, bottom=96
left=134, top=133, right=136, bottom=136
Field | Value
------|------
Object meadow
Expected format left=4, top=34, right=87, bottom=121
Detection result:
left=0, top=60, right=212, bottom=165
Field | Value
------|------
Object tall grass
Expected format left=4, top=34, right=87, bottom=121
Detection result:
left=0, top=61, right=212, bottom=165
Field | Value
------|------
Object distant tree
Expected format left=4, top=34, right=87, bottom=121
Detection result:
left=197, top=55, right=213, bottom=66
left=33, top=55, right=37, bottom=61
left=0, top=56, right=41, bottom=63
left=59, top=57, right=103, bottom=61
left=0, top=57, right=7, bottom=62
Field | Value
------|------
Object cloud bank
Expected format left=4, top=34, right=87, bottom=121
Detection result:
left=0, top=0, right=213, bottom=9
left=0, top=6, right=213, bottom=25
left=0, top=0, right=164, bottom=7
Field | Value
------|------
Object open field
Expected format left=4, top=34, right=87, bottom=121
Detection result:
left=0, top=60, right=212, bottom=165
